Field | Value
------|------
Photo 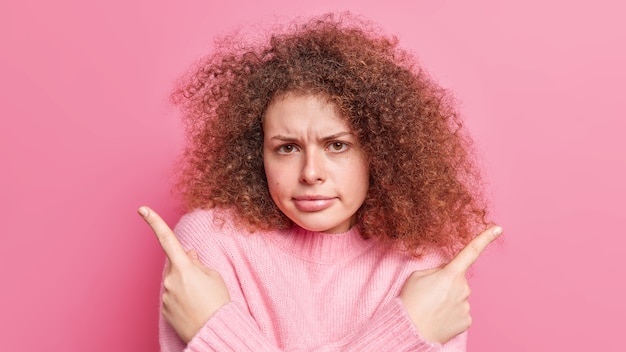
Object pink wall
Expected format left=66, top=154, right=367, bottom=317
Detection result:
left=1, top=1, right=624, bottom=351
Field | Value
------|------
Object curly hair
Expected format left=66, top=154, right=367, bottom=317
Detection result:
left=172, top=13, right=488, bottom=257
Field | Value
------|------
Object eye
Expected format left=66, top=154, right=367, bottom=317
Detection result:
left=328, top=142, right=348, bottom=152
left=277, top=144, right=298, bottom=154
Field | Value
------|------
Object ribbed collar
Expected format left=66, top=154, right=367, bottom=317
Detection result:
left=270, top=225, right=376, bottom=264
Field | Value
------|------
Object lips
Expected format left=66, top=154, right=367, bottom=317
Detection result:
left=292, top=196, right=337, bottom=212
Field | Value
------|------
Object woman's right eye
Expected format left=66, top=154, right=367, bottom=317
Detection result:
left=277, top=144, right=298, bottom=154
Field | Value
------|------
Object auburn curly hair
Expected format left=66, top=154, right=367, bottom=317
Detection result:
left=172, top=13, right=488, bottom=257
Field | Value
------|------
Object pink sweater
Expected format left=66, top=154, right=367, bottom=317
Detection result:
left=160, top=209, right=466, bottom=351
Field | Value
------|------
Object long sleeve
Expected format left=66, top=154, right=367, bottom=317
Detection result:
left=161, top=280, right=445, bottom=352
left=158, top=209, right=465, bottom=351
left=181, top=298, right=441, bottom=352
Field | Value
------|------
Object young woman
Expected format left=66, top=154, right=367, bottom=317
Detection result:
left=139, top=13, right=500, bottom=351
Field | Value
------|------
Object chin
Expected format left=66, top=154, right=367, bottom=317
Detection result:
left=295, top=220, right=351, bottom=234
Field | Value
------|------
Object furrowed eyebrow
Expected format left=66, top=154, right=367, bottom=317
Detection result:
left=320, top=131, right=353, bottom=142
left=270, top=135, right=297, bottom=142
left=269, top=131, right=353, bottom=142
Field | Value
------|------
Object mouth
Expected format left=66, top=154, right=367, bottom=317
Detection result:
left=292, top=196, right=337, bottom=212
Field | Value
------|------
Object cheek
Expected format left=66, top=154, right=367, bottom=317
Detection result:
left=356, top=172, right=370, bottom=199
left=263, top=151, right=275, bottom=191
left=337, top=159, right=369, bottom=202
left=350, top=159, right=370, bottom=189
left=264, top=169, right=284, bottom=200
left=268, top=179, right=279, bottom=193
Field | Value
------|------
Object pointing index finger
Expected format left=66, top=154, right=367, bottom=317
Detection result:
left=445, top=226, right=502, bottom=273
left=138, top=206, right=188, bottom=265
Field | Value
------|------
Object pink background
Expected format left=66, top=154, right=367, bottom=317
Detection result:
left=1, top=0, right=624, bottom=351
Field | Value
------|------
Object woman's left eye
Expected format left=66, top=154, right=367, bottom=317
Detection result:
left=328, top=142, right=348, bottom=152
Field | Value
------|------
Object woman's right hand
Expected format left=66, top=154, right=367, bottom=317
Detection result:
left=139, top=206, right=231, bottom=344
left=400, top=226, right=502, bottom=344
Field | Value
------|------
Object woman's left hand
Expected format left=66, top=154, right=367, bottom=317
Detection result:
left=139, top=206, right=231, bottom=343
left=399, top=226, right=502, bottom=344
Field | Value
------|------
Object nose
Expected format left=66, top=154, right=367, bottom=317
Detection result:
left=300, top=150, right=326, bottom=184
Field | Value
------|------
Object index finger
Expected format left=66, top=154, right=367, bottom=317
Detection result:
left=445, top=226, right=502, bottom=273
left=138, top=206, right=188, bottom=265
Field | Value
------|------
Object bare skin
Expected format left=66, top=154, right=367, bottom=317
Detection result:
left=139, top=206, right=501, bottom=344
left=399, top=225, right=502, bottom=343
left=139, top=206, right=230, bottom=344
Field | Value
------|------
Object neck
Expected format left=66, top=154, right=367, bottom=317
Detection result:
left=270, top=225, right=375, bottom=263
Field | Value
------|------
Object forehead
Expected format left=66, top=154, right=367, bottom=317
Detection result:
left=263, top=94, right=351, bottom=135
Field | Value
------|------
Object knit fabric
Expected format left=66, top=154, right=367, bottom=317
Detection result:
left=159, top=209, right=467, bottom=351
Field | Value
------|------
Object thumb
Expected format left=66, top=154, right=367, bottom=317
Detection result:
left=409, top=266, right=442, bottom=278
left=187, top=249, right=200, bottom=264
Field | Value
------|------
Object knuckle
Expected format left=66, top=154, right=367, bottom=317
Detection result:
left=468, top=240, right=481, bottom=255
left=163, top=277, right=174, bottom=290
left=160, top=233, right=173, bottom=246
left=462, top=284, right=471, bottom=298
left=161, top=307, right=170, bottom=321
left=466, top=315, right=473, bottom=328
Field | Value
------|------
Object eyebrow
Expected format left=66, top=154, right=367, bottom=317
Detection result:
left=270, top=131, right=354, bottom=142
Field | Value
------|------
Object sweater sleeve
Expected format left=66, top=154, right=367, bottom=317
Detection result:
left=182, top=298, right=442, bottom=352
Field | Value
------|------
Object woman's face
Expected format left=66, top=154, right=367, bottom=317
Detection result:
left=263, top=94, right=369, bottom=234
